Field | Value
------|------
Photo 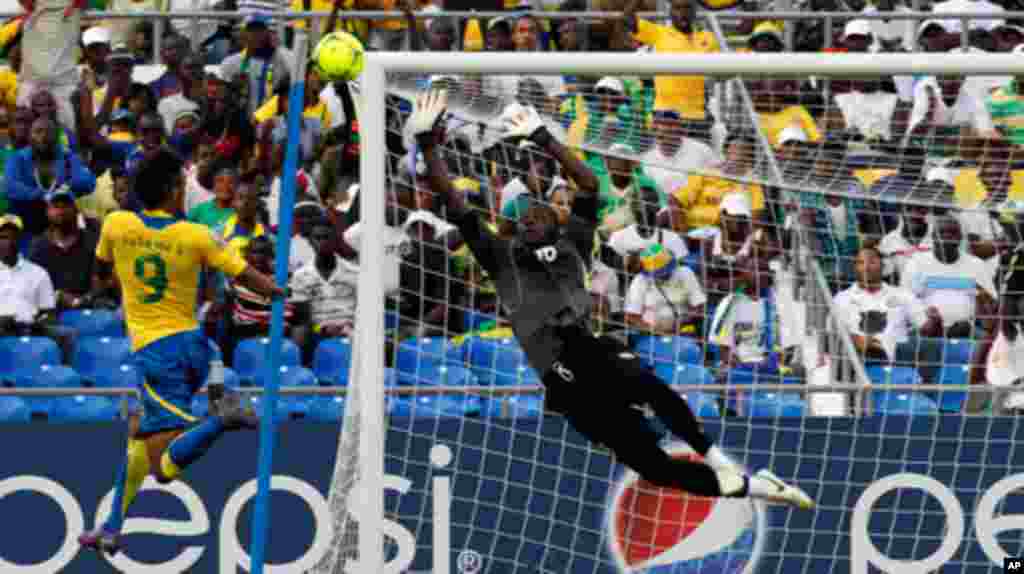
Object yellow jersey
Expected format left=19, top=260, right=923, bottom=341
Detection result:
left=253, top=96, right=333, bottom=128
left=759, top=106, right=822, bottom=149
left=96, top=209, right=248, bottom=351
left=633, top=20, right=718, bottom=120
left=218, top=213, right=266, bottom=257
left=672, top=174, right=765, bottom=229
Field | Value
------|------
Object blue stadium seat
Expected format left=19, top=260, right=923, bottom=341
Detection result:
left=0, top=396, right=30, bottom=422
left=633, top=335, right=703, bottom=368
left=49, top=395, right=120, bottom=422
left=466, top=337, right=528, bottom=386
left=389, top=394, right=485, bottom=418
left=308, top=396, right=346, bottom=422
left=0, top=336, right=62, bottom=382
left=254, top=366, right=318, bottom=418
left=872, top=392, right=940, bottom=415
left=937, top=364, right=971, bottom=413
left=73, top=336, right=132, bottom=384
left=736, top=392, right=807, bottom=417
left=232, top=338, right=301, bottom=385
left=58, top=309, right=125, bottom=338
left=654, top=363, right=716, bottom=387
left=313, top=338, right=352, bottom=385
left=385, top=310, right=400, bottom=331
left=93, top=363, right=143, bottom=389
left=14, top=365, right=85, bottom=416
left=463, top=310, right=497, bottom=332
left=394, top=337, right=461, bottom=385
left=866, top=365, right=922, bottom=387
left=684, top=392, right=722, bottom=418
left=391, top=365, right=483, bottom=416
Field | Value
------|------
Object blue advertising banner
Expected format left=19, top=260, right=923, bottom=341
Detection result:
left=1, top=416, right=1023, bottom=573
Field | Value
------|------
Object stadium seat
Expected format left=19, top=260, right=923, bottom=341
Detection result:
left=254, top=365, right=318, bottom=418
left=232, top=338, right=301, bottom=385
left=937, top=364, right=971, bottom=414
left=633, top=335, right=703, bottom=368
left=72, top=336, right=132, bottom=384
left=391, top=365, right=483, bottom=417
left=736, top=392, right=807, bottom=418
left=0, top=396, right=31, bottom=422
left=385, top=310, right=400, bottom=331
left=0, top=336, right=62, bottom=382
left=93, top=363, right=143, bottom=389
left=394, top=337, right=461, bottom=385
left=58, top=309, right=124, bottom=338
left=936, top=340, right=975, bottom=413
left=465, top=337, right=528, bottom=386
left=463, top=310, right=497, bottom=332
left=313, top=338, right=353, bottom=385
left=48, top=395, right=120, bottom=422
left=653, top=363, right=716, bottom=387
left=872, top=392, right=940, bottom=415
left=866, top=365, right=922, bottom=387
left=308, top=396, right=346, bottom=422
left=14, top=364, right=85, bottom=416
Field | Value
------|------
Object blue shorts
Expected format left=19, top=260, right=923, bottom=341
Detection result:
left=133, top=329, right=213, bottom=435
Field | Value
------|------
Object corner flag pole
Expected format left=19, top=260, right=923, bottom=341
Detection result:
left=250, top=33, right=309, bottom=574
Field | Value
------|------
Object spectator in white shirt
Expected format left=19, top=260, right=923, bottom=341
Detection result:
left=931, top=0, right=1005, bottom=34
left=290, top=219, right=360, bottom=365
left=901, top=214, right=998, bottom=339
left=642, top=109, right=719, bottom=196
left=608, top=184, right=688, bottom=275
left=625, top=244, right=707, bottom=336
left=0, top=214, right=72, bottom=359
left=878, top=192, right=933, bottom=283
left=834, top=246, right=933, bottom=363
left=709, top=253, right=782, bottom=381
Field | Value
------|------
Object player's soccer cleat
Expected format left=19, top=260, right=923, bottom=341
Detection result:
left=78, top=528, right=121, bottom=556
left=751, top=469, right=815, bottom=510
left=207, top=383, right=258, bottom=430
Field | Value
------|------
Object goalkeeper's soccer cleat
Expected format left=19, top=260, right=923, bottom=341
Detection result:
left=207, top=383, right=258, bottom=430
left=78, top=528, right=121, bottom=556
left=751, top=470, right=815, bottom=510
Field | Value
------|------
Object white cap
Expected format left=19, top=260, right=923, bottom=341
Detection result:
left=842, top=19, right=872, bottom=40
left=917, top=19, right=950, bottom=41
left=926, top=166, right=957, bottom=187
left=428, top=74, right=459, bottom=87
left=607, top=142, right=634, bottom=157
left=595, top=76, right=625, bottom=94
left=720, top=193, right=752, bottom=217
left=206, top=65, right=229, bottom=83
left=82, top=26, right=111, bottom=47
left=778, top=125, right=808, bottom=146
left=403, top=209, right=439, bottom=231
left=1014, top=43, right=1024, bottom=54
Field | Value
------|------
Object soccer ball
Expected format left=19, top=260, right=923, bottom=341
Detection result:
left=313, top=31, right=365, bottom=82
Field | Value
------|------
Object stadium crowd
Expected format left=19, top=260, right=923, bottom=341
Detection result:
left=0, top=0, right=1022, bottom=421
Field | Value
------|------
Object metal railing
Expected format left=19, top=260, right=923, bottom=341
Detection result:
left=0, top=383, right=1001, bottom=418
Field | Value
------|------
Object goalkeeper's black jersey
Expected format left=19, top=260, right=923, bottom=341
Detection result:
left=449, top=191, right=600, bottom=374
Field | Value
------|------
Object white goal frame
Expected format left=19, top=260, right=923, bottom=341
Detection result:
left=353, top=51, right=1024, bottom=572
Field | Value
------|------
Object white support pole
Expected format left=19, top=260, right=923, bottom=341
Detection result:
left=365, top=51, right=1024, bottom=76
left=355, top=60, right=387, bottom=574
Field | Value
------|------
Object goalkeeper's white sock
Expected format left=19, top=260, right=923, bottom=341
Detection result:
left=704, top=445, right=738, bottom=471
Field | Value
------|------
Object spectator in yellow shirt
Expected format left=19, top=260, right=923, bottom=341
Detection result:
left=0, top=17, right=23, bottom=111
left=748, top=77, right=822, bottom=149
left=623, top=0, right=718, bottom=122
left=671, top=131, right=765, bottom=230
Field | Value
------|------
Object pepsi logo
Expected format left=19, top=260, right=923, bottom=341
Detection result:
left=605, top=445, right=767, bottom=574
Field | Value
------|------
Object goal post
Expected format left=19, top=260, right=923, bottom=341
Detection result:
left=321, top=52, right=1024, bottom=574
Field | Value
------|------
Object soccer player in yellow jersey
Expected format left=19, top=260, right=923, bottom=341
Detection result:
left=78, top=148, right=284, bottom=556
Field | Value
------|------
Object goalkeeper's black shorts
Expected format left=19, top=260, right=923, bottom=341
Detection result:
left=541, top=325, right=666, bottom=449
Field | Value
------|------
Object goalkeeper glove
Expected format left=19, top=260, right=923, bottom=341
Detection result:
left=408, top=89, right=448, bottom=147
left=501, top=104, right=553, bottom=148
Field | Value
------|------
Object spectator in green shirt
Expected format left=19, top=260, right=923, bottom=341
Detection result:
left=187, top=166, right=237, bottom=228
left=987, top=60, right=1024, bottom=146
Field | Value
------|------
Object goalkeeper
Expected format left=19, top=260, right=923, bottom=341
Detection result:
left=411, top=90, right=813, bottom=509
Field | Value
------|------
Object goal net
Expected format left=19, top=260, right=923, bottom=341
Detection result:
left=311, top=52, right=1024, bottom=574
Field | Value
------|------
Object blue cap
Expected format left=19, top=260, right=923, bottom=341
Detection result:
left=45, top=187, right=75, bottom=203
left=243, top=12, right=272, bottom=28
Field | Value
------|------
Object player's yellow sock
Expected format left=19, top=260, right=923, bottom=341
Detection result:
left=102, top=439, right=150, bottom=533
